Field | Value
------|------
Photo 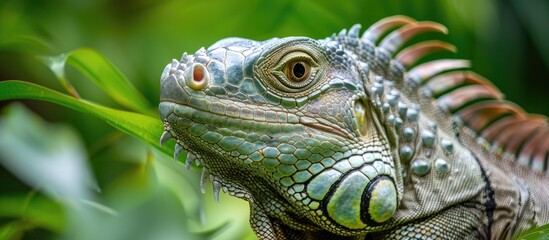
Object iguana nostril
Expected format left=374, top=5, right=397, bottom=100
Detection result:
left=193, top=66, right=204, bottom=82
left=184, top=63, right=209, bottom=90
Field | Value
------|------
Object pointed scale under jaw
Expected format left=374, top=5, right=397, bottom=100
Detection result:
left=159, top=36, right=400, bottom=235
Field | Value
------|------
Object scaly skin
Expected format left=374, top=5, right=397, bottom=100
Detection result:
left=158, top=16, right=549, bottom=239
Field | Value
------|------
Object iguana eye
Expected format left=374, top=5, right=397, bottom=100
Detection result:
left=271, top=52, right=319, bottom=91
left=285, top=60, right=310, bottom=82
left=256, top=43, right=325, bottom=95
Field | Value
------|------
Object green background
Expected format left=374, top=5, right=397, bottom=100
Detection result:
left=0, top=0, right=547, bottom=239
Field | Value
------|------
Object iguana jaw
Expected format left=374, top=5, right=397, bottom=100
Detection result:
left=160, top=106, right=400, bottom=235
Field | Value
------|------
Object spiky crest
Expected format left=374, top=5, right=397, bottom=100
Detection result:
left=331, top=16, right=549, bottom=175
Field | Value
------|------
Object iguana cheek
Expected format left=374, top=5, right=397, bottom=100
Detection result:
left=365, top=177, right=398, bottom=223
left=306, top=161, right=398, bottom=230
left=324, top=175, right=397, bottom=229
left=327, top=171, right=370, bottom=229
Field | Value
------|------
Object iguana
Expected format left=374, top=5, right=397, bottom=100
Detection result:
left=158, top=16, right=549, bottom=239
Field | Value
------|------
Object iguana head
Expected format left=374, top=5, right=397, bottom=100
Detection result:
left=159, top=34, right=401, bottom=235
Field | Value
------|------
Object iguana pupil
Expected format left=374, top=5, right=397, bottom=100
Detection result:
left=292, top=61, right=306, bottom=79
left=285, top=59, right=310, bottom=83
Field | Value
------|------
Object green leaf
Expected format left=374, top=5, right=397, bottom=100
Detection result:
left=0, top=221, right=29, bottom=240
left=0, top=80, right=172, bottom=157
left=0, top=35, right=52, bottom=53
left=38, top=53, right=81, bottom=98
left=0, top=103, right=97, bottom=201
left=0, top=193, right=65, bottom=232
left=39, top=48, right=154, bottom=116
left=514, top=224, right=549, bottom=240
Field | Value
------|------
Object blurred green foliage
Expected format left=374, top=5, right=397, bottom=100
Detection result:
left=0, top=0, right=547, bottom=239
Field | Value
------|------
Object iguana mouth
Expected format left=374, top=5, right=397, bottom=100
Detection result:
left=299, top=120, right=348, bottom=138
left=160, top=100, right=349, bottom=140
left=159, top=69, right=351, bottom=139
